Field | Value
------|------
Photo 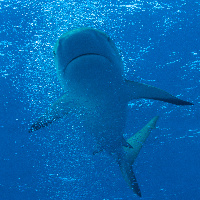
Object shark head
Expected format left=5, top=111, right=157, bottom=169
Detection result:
left=53, top=28, right=124, bottom=94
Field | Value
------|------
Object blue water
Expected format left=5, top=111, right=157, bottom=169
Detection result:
left=0, top=1, right=199, bottom=199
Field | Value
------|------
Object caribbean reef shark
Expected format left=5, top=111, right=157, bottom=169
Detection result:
left=29, top=28, right=193, bottom=197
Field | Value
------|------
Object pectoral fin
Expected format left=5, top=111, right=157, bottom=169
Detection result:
left=125, top=79, right=193, bottom=105
left=29, top=94, right=75, bottom=132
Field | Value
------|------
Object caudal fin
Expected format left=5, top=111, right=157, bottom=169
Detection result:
left=118, top=116, right=159, bottom=197
left=124, top=116, right=159, bottom=165
left=118, top=156, right=142, bottom=197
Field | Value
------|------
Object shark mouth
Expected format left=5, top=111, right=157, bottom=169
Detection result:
left=64, top=53, right=111, bottom=73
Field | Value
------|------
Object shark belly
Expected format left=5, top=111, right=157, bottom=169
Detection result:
left=63, top=54, right=128, bottom=153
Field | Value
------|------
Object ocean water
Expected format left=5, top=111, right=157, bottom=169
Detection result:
left=0, top=0, right=199, bottom=199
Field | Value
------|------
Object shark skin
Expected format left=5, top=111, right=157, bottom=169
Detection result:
left=29, top=28, right=193, bottom=197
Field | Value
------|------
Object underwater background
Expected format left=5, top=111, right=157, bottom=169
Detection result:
left=0, top=0, right=199, bottom=199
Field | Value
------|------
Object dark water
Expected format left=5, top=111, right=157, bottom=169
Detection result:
left=1, top=1, right=199, bottom=199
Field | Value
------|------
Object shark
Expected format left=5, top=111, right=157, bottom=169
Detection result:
left=29, top=28, right=193, bottom=197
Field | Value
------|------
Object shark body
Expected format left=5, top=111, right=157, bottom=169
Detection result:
left=29, top=28, right=193, bottom=197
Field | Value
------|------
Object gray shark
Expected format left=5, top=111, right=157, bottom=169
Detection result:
left=29, top=28, right=193, bottom=197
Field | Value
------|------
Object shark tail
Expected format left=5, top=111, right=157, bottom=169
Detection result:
left=117, top=116, right=159, bottom=197
left=117, top=156, right=142, bottom=197
left=126, top=116, right=159, bottom=158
